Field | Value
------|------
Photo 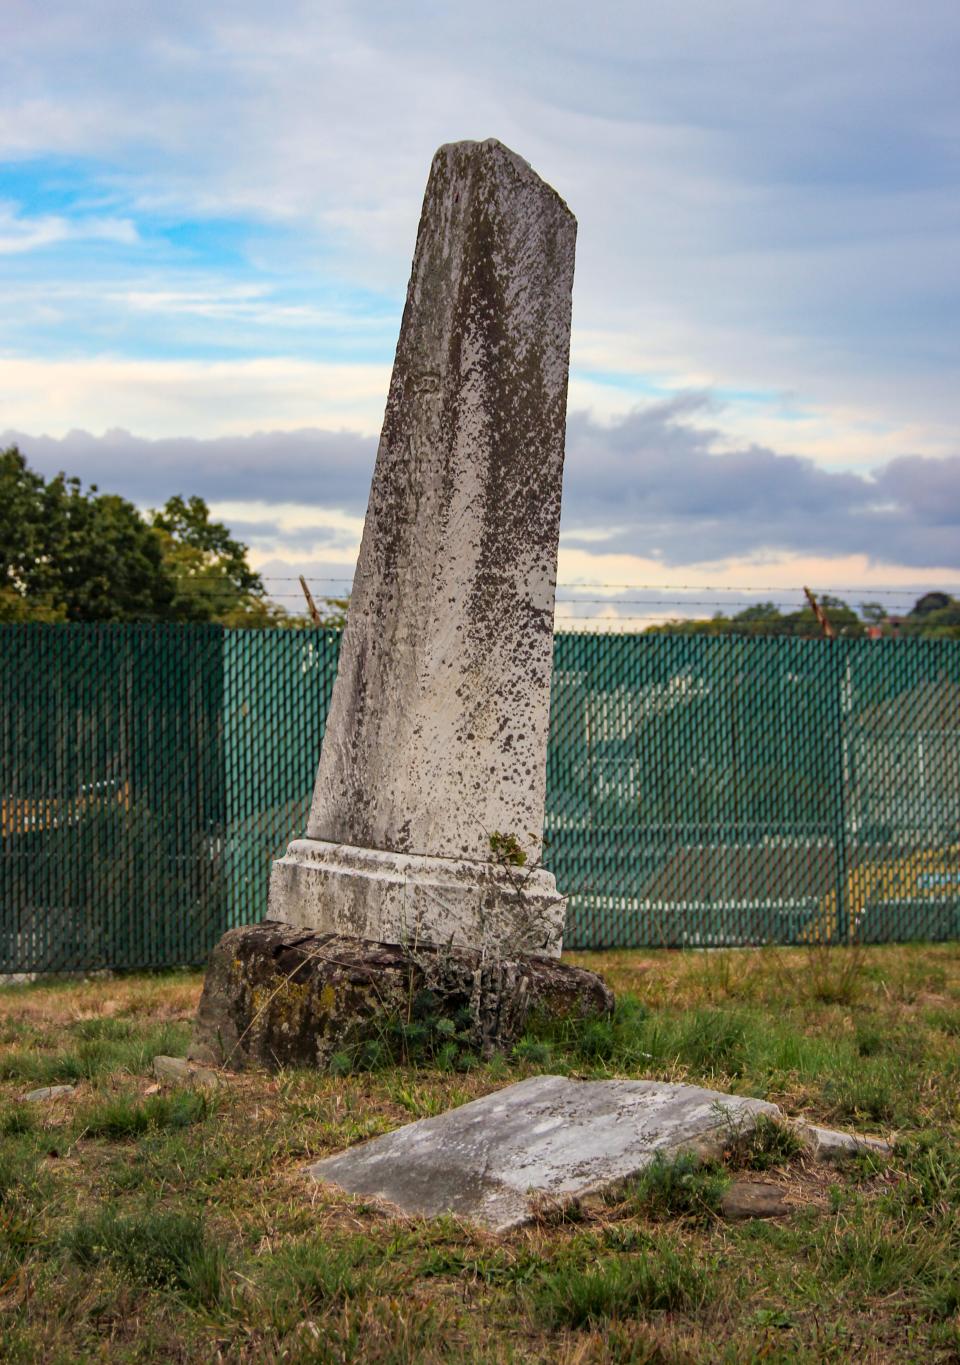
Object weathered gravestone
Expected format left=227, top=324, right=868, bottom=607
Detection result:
left=305, top=1076, right=891, bottom=1231
left=192, top=140, right=613, bottom=1070
left=307, top=1075, right=783, bottom=1231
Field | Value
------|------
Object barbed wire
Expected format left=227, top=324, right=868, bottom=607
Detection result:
left=172, top=574, right=960, bottom=597
left=167, top=586, right=953, bottom=612
left=169, top=578, right=958, bottom=599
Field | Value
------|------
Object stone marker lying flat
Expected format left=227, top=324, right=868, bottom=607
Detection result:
left=306, top=1074, right=781, bottom=1232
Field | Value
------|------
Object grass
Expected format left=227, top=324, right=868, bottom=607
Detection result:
left=525, top=1238, right=713, bottom=1327
left=732, top=1113, right=807, bottom=1171
left=614, top=1151, right=729, bottom=1220
left=0, top=945, right=957, bottom=1360
left=63, top=1207, right=229, bottom=1306
left=77, top=1088, right=210, bottom=1138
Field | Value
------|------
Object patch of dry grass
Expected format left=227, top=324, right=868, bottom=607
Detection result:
left=0, top=946, right=957, bottom=1360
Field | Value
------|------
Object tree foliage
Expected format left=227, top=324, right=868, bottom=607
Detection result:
left=0, top=446, right=324, bottom=627
left=898, top=593, right=960, bottom=639
left=643, top=592, right=960, bottom=639
left=644, top=595, right=864, bottom=638
left=148, top=493, right=271, bottom=625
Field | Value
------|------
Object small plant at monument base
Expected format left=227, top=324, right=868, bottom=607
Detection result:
left=488, top=830, right=528, bottom=867
left=728, top=1113, right=805, bottom=1171
left=614, top=1151, right=730, bottom=1221
left=327, top=986, right=480, bottom=1076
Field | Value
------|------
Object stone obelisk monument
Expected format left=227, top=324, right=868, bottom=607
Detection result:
left=271, top=138, right=575, bottom=956
left=192, top=141, right=612, bottom=1069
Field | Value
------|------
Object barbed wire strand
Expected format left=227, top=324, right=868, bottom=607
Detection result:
left=169, top=576, right=959, bottom=603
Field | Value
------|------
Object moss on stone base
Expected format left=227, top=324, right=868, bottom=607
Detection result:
left=190, top=921, right=614, bottom=1072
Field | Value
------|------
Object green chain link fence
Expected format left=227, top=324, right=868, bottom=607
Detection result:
left=2, top=625, right=957, bottom=971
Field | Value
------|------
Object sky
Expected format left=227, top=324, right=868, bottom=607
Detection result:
left=2, top=0, right=958, bottom=626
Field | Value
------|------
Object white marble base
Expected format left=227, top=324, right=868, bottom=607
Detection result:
left=268, top=838, right=565, bottom=957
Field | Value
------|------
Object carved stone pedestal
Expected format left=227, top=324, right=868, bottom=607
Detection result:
left=268, top=838, right=565, bottom=957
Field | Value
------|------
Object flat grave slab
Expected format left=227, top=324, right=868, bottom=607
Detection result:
left=306, top=1074, right=781, bottom=1232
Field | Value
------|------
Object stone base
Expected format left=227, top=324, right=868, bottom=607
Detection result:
left=189, top=921, right=613, bottom=1072
left=268, top=838, right=565, bottom=957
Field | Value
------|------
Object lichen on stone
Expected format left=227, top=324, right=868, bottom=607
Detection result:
left=190, top=921, right=612, bottom=1073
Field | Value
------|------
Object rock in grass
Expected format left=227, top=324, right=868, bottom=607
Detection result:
left=189, top=921, right=613, bottom=1072
left=797, top=1122, right=892, bottom=1162
left=153, top=1055, right=219, bottom=1089
left=21, top=1084, right=75, bottom=1102
left=720, top=1180, right=791, bottom=1221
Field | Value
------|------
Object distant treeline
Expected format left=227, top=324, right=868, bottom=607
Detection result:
left=642, top=593, right=960, bottom=640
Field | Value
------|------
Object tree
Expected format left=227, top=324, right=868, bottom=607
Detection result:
left=0, top=446, right=298, bottom=627
left=0, top=447, right=172, bottom=622
left=899, top=593, right=960, bottom=639
left=641, top=591, right=960, bottom=639
left=0, top=447, right=68, bottom=620
left=149, top=494, right=270, bottom=626
left=643, top=594, right=865, bottom=638
left=912, top=592, right=952, bottom=616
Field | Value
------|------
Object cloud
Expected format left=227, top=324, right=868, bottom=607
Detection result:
left=0, top=358, right=390, bottom=438
left=0, top=203, right=138, bottom=254
left=6, top=393, right=959, bottom=572
left=562, top=397, right=960, bottom=569
left=1, top=0, right=958, bottom=454
left=2, top=424, right=377, bottom=510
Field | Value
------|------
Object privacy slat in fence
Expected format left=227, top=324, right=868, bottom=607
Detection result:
left=0, top=625, right=225, bottom=972
left=223, top=629, right=339, bottom=936
left=1, top=626, right=957, bottom=970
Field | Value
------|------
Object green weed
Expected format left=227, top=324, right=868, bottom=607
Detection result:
left=524, top=995, right=759, bottom=1080
left=63, top=1207, right=228, bottom=1306
left=324, top=990, right=480, bottom=1074
left=891, top=1133, right=960, bottom=1217
left=0, top=1140, right=45, bottom=1206
left=254, top=1237, right=374, bottom=1336
left=732, top=1114, right=805, bottom=1171
left=0, top=1107, right=36, bottom=1137
left=0, top=1021, right=190, bottom=1085
left=269, top=1299, right=452, bottom=1364
left=823, top=1061, right=899, bottom=1125
left=801, top=942, right=868, bottom=1006
left=525, top=1242, right=712, bottom=1327
left=616, top=1151, right=728, bottom=1220
left=512, top=1037, right=554, bottom=1067
left=0, top=1138, right=47, bottom=1276
left=77, top=1089, right=209, bottom=1139
left=420, top=1245, right=544, bottom=1286
left=925, top=1007, right=960, bottom=1037
left=923, top=1274, right=960, bottom=1322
